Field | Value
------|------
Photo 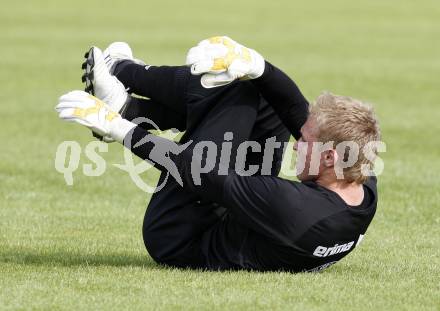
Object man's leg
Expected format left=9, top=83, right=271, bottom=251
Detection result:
left=115, top=62, right=189, bottom=119
left=122, top=96, right=186, bottom=132
left=119, top=67, right=261, bottom=267
left=145, top=79, right=264, bottom=268
left=114, top=62, right=258, bottom=141
left=115, top=62, right=289, bottom=175
left=115, top=64, right=287, bottom=268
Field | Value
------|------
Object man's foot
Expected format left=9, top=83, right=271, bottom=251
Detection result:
left=81, top=46, right=128, bottom=113
left=103, top=42, right=146, bottom=75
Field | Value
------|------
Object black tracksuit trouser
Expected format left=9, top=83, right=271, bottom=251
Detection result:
left=116, top=63, right=290, bottom=267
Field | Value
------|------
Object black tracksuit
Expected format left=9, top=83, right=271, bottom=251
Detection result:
left=115, top=61, right=377, bottom=272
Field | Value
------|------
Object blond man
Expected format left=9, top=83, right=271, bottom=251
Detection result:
left=56, top=37, right=380, bottom=272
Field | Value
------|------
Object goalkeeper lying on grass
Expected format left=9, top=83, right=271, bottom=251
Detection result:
left=56, top=37, right=380, bottom=272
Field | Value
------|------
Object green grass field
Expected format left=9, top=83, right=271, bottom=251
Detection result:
left=1, top=0, right=439, bottom=310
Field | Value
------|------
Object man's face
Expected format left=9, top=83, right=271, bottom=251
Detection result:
left=293, top=116, right=322, bottom=181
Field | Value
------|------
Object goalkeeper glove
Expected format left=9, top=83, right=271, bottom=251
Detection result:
left=55, top=90, right=135, bottom=143
left=186, top=36, right=265, bottom=88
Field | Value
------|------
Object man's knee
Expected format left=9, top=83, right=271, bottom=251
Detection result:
left=187, top=75, right=259, bottom=101
left=225, top=80, right=260, bottom=102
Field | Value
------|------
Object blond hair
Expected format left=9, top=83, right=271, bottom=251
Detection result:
left=310, top=92, right=381, bottom=184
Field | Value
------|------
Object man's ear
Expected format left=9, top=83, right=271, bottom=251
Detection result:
left=322, top=149, right=337, bottom=168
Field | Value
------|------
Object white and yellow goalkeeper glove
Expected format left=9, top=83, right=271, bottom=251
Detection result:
left=56, top=90, right=135, bottom=143
left=186, top=36, right=265, bottom=88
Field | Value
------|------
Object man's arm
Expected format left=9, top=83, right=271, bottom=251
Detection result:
left=252, top=61, right=309, bottom=140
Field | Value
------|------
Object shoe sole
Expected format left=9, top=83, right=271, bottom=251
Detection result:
left=81, top=48, right=104, bottom=141
left=81, top=47, right=95, bottom=95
